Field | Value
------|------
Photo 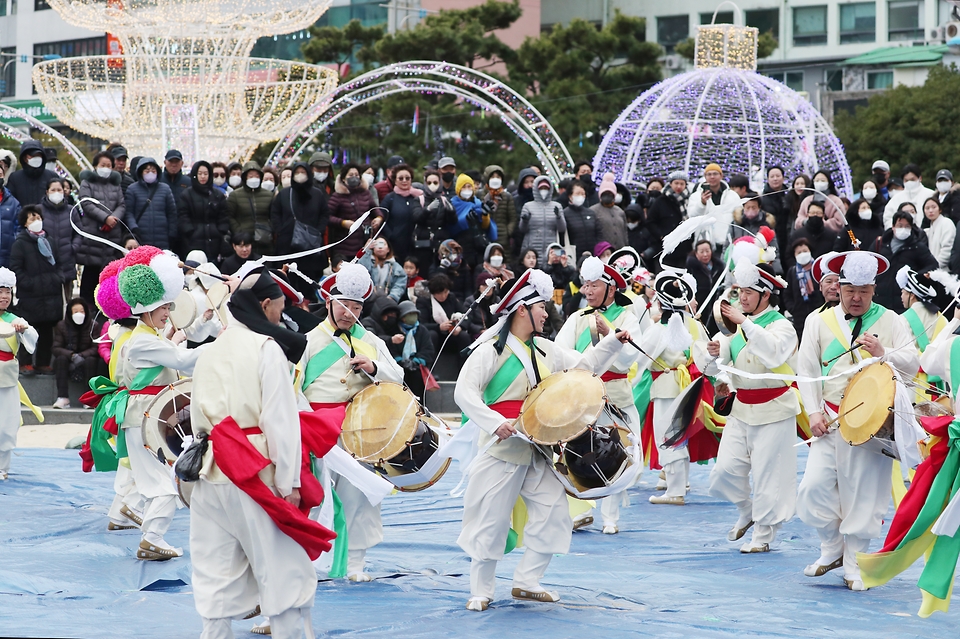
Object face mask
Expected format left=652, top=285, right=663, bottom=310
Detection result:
left=362, top=174, right=374, bottom=186
left=314, top=171, right=328, bottom=182
left=460, top=188, right=474, bottom=200
left=346, top=176, right=361, bottom=189
left=246, top=177, right=261, bottom=189
left=806, top=216, right=824, bottom=233
left=488, top=177, right=502, bottom=189
left=489, top=255, right=503, bottom=267
left=538, top=188, right=550, bottom=199
left=627, top=222, right=639, bottom=230
left=261, top=181, right=275, bottom=192
left=614, top=193, right=623, bottom=204
left=426, top=182, right=439, bottom=192
left=96, top=166, right=112, bottom=179
left=571, top=194, right=585, bottom=207
left=893, top=227, right=911, bottom=240
left=858, top=208, right=873, bottom=221
left=143, top=172, right=158, bottom=184
left=228, top=175, right=241, bottom=188
left=862, top=187, right=876, bottom=200
left=904, top=179, right=920, bottom=192
left=401, top=313, right=418, bottom=326
left=281, top=177, right=291, bottom=188
left=873, top=170, right=887, bottom=184
left=442, top=172, right=455, bottom=184
left=743, top=207, right=759, bottom=219
left=213, top=177, right=226, bottom=187
left=580, top=173, right=592, bottom=184
left=937, top=181, right=951, bottom=193
left=814, top=180, right=829, bottom=192
left=48, top=191, right=64, bottom=205
left=26, top=156, right=43, bottom=168
left=795, top=251, right=812, bottom=266
left=600, top=194, right=614, bottom=206
left=27, top=220, right=43, bottom=233
left=72, top=312, right=85, bottom=325
left=292, top=172, right=308, bottom=184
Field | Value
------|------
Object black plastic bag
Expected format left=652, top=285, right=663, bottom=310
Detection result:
left=175, top=431, right=209, bottom=483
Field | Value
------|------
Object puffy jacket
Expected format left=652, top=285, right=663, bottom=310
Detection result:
left=125, top=158, right=178, bottom=250
left=0, top=188, right=21, bottom=268
left=876, top=226, right=938, bottom=312
left=77, top=169, right=128, bottom=267
left=795, top=194, right=847, bottom=234
left=590, top=202, right=627, bottom=250
left=6, top=139, right=59, bottom=207
left=120, top=170, right=136, bottom=196
left=518, top=176, right=565, bottom=260
left=10, top=230, right=63, bottom=323
left=412, top=189, right=454, bottom=253
left=38, top=194, right=77, bottom=283
left=380, top=188, right=422, bottom=263
left=327, top=175, right=378, bottom=259
left=479, top=165, right=518, bottom=244
left=358, top=249, right=406, bottom=302
left=178, top=161, right=230, bottom=262
left=160, top=168, right=192, bottom=204
left=513, top=168, right=538, bottom=217
left=270, top=164, right=329, bottom=280
left=52, top=297, right=97, bottom=360
left=226, top=160, right=275, bottom=255
left=563, top=204, right=598, bottom=259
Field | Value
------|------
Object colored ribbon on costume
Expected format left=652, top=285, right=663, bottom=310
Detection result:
left=2, top=328, right=43, bottom=425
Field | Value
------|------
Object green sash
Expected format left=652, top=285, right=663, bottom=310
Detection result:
left=87, top=364, right=163, bottom=471
left=950, top=338, right=960, bottom=403
left=483, top=354, right=525, bottom=404
left=575, top=305, right=626, bottom=353
left=302, top=323, right=369, bottom=390
left=903, top=308, right=930, bottom=351
left=729, top=309, right=786, bottom=364
left=820, top=302, right=886, bottom=375
left=311, top=454, right=348, bottom=578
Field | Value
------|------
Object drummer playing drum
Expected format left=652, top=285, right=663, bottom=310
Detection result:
left=795, top=251, right=918, bottom=590
left=455, top=269, right=632, bottom=612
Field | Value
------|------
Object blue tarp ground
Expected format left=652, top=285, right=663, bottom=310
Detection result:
left=0, top=447, right=957, bottom=638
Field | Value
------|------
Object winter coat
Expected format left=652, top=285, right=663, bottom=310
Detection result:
left=686, top=181, right=740, bottom=247
left=270, top=169, right=329, bottom=280
left=10, top=230, right=63, bottom=323
left=358, top=249, right=406, bottom=302
left=518, top=176, right=565, bottom=260
left=783, top=264, right=824, bottom=338
left=380, top=188, right=422, bottom=263
left=327, top=175, right=378, bottom=259
left=416, top=292, right=465, bottom=336
left=513, top=168, right=539, bottom=217
left=646, top=190, right=687, bottom=265
left=762, top=183, right=789, bottom=248
left=884, top=184, right=936, bottom=229
left=0, top=188, right=21, bottom=268
left=450, top=188, right=496, bottom=267
left=833, top=206, right=884, bottom=254
left=412, top=189, right=454, bottom=255
left=787, top=221, right=839, bottom=263
left=77, top=169, right=128, bottom=267
left=794, top=194, right=847, bottom=234
left=924, top=213, right=955, bottom=269
left=563, top=204, right=599, bottom=259
left=178, top=161, right=230, bottom=262
left=120, top=171, right=136, bottom=196
left=52, top=298, right=97, bottom=360
left=479, top=165, right=518, bottom=245
left=543, top=259, right=576, bottom=292
left=6, top=140, right=59, bottom=207
left=374, top=177, right=394, bottom=203
left=876, top=226, right=938, bottom=312
left=125, top=158, right=178, bottom=250
left=160, top=169, right=192, bottom=205
left=39, top=194, right=77, bottom=283
left=362, top=295, right=401, bottom=341
left=938, top=185, right=960, bottom=223
left=590, top=202, right=627, bottom=250
left=226, top=161, right=275, bottom=255
left=686, top=254, right=725, bottom=309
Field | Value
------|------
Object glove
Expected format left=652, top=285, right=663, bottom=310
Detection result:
left=426, top=198, right=440, bottom=212
left=71, top=353, right=84, bottom=367
left=466, top=210, right=479, bottom=225
left=482, top=200, right=495, bottom=214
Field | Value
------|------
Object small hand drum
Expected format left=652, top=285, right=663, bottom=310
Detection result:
left=141, top=379, right=194, bottom=505
left=168, top=289, right=197, bottom=331
left=839, top=362, right=899, bottom=459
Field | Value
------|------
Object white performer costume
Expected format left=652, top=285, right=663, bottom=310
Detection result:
left=0, top=267, right=38, bottom=480
left=554, top=256, right=641, bottom=533
left=300, top=263, right=404, bottom=581
left=796, top=251, right=918, bottom=590
left=704, top=261, right=799, bottom=552
left=456, top=269, right=625, bottom=611
left=190, top=269, right=319, bottom=639
left=183, top=259, right=224, bottom=343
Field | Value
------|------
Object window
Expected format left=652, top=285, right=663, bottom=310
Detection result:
left=767, top=71, right=804, bottom=91
left=33, top=0, right=48, bottom=9
left=825, top=68, right=843, bottom=90
left=657, top=15, right=689, bottom=53
left=889, top=0, right=923, bottom=41
left=839, top=3, right=876, bottom=43
left=34, top=36, right=106, bottom=59
left=867, top=70, right=894, bottom=89
left=0, top=0, right=6, bottom=17
left=700, top=11, right=733, bottom=25
left=793, top=6, right=828, bottom=45
left=0, top=47, right=14, bottom=98
left=746, top=9, right=779, bottom=36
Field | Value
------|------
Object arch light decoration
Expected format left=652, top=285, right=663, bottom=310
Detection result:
left=0, top=103, right=93, bottom=188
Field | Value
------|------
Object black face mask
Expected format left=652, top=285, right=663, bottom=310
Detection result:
left=346, top=176, right=361, bottom=189
left=580, top=173, right=593, bottom=184
left=600, top=193, right=614, bottom=206
left=873, top=171, right=887, bottom=186
left=382, top=314, right=398, bottom=330
left=441, top=172, right=455, bottom=184
left=806, top=216, right=824, bottom=233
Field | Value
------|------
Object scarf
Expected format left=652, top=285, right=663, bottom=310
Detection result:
left=226, top=274, right=307, bottom=363
left=28, top=230, right=55, bottom=265
left=372, top=260, right=393, bottom=294
left=398, top=321, right=419, bottom=361
left=393, top=184, right=423, bottom=198
left=795, top=263, right=815, bottom=301
left=431, top=296, right=449, bottom=325
left=666, top=187, right=688, bottom=216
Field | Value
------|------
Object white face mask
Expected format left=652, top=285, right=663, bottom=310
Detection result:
left=893, top=227, right=911, bottom=240
left=426, top=182, right=439, bottom=193
left=213, top=177, right=226, bottom=187
left=48, top=191, right=64, bottom=205
left=72, top=312, right=85, bottom=325
left=858, top=208, right=873, bottom=221
left=937, top=181, right=951, bottom=193
left=261, top=180, right=275, bottom=192
left=627, top=222, right=639, bottom=230
left=26, top=156, right=43, bottom=168
left=96, top=166, right=112, bottom=179
left=489, top=255, right=503, bottom=267
left=362, top=173, right=374, bottom=186
left=281, top=177, right=291, bottom=189
left=614, top=193, right=623, bottom=204
left=861, top=187, right=877, bottom=201
left=246, top=177, right=261, bottom=189
left=228, top=175, right=242, bottom=188
left=814, top=180, right=829, bottom=192
left=904, top=179, right=920, bottom=192
left=538, top=188, right=551, bottom=199
left=488, top=177, right=502, bottom=190
left=460, top=188, right=473, bottom=200
left=294, top=172, right=309, bottom=184
left=571, top=194, right=585, bottom=207
left=143, top=171, right=158, bottom=184
left=795, top=251, right=812, bottom=265
left=27, top=219, right=43, bottom=233
left=314, top=171, right=328, bottom=182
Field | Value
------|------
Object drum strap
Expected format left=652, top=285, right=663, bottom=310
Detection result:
left=576, top=305, right=625, bottom=352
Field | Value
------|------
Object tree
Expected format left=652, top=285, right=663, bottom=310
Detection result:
left=675, top=30, right=778, bottom=61
left=301, top=20, right=384, bottom=76
left=834, top=65, right=960, bottom=185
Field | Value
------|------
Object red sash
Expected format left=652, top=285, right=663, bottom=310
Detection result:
left=736, top=384, right=794, bottom=404
left=489, top=400, right=523, bottom=419
left=600, top=371, right=628, bottom=383
left=129, top=385, right=167, bottom=396
left=0, top=351, right=13, bottom=362
left=825, top=401, right=840, bottom=414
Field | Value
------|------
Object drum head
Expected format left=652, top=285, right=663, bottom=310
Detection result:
left=839, top=363, right=895, bottom=446
left=516, top=369, right=605, bottom=445
left=169, top=290, right=197, bottom=330
left=712, top=289, right=739, bottom=336
left=204, top=282, right=230, bottom=310
left=141, top=379, right=192, bottom=466
left=0, top=320, right=14, bottom=339
left=342, top=382, right=421, bottom=463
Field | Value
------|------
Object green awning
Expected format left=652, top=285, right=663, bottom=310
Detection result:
left=843, top=44, right=949, bottom=67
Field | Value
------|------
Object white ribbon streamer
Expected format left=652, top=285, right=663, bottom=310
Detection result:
left=890, top=365, right=927, bottom=469
left=716, top=356, right=883, bottom=384
left=258, top=210, right=373, bottom=263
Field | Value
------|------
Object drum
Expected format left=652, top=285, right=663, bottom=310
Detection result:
left=0, top=320, right=14, bottom=339
left=838, top=362, right=899, bottom=459
left=712, top=287, right=742, bottom=336
left=141, top=379, right=194, bottom=505
left=516, top=369, right=634, bottom=493
left=203, top=282, right=230, bottom=310
left=341, top=381, right=450, bottom=491
left=169, top=289, right=197, bottom=331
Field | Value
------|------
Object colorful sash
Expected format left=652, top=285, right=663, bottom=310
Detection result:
left=1, top=311, right=42, bottom=424
left=302, top=321, right=378, bottom=390
left=574, top=304, right=626, bottom=353
left=819, top=302, right=885, bottom=376
left=903, top=307, right=947, bottom=401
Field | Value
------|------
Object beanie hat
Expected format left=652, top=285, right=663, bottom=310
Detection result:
left=598, top=172, right=617, bottom=196
left=455, top=173, right=475, bottom=196
left=704, top=163, right=723, bottom=175
left=668, top=170, right=689, bottom=182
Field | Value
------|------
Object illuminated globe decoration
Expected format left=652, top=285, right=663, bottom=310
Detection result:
left=593, top=23, right=853, bottom=197
left=32, top=0, right=339, bottom=163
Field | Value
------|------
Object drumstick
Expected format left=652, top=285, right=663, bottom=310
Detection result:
left=821, top=334, right=878, bottom=367
left=179, top=262, right=230, bottom=282
left=614, top=328, right=656, bottom=362
left=794, top=401, right=864, bottom=446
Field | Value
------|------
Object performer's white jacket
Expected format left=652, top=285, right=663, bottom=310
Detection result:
left=0, top=317, right=37, bottom=473
left=796, top=304, right=918, bottom=545
left=919, top=317, right=960, bottom=391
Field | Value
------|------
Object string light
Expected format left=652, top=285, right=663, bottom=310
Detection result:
left=593, top=24, right=853, bottom=197
left=269, top=61, right=575, bottom=178
left=0, top=103, right=93, bottom=186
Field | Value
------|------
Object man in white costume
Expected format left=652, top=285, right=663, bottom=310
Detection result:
left=300, top=262, right=405, bottom=582
left=555, top=255, right=642, bottom=534
left=0, top=267, right=39, bottom=480
left=705, top=261, right=799, bottom=552
left=455, top=269, right=633, bottom=611
left=796, top=251, right=918, bottom=590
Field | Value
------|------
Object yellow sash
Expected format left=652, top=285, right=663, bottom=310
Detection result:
left=5, top=333, right=43, bottom=424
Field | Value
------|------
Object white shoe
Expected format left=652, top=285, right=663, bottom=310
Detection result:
left=347, top=572, right=373, bottom=582
left=803, top=556, right=843, bottom=577
left=0, top=470, right=7, bottom=481
left=512, top=586, right=560, bottom=602
left=727, top=520, right=754, bottom=542
left=740, top=541, right=770, bottom=553
left=602, top=524, right=618, bottom=535
left=466, top=597, right=490, bottom=611
left=53, top=397, right=71, bottom=409
left=844, top=577, right=866, bottom=591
